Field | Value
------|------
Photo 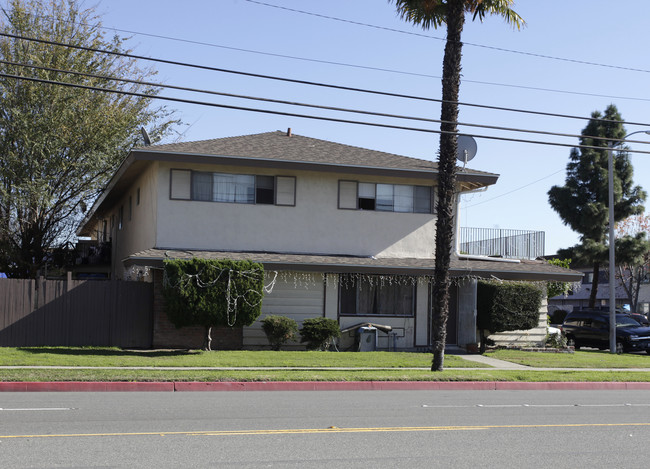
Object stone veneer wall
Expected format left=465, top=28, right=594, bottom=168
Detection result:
left=151, top=269, right=243, bottom=349
left=487, top=296, right=549, bottom=348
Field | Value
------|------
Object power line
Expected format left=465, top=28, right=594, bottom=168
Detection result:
left=4, top=31, right=650, bottom=130
left=244, top=0, right=650, bottom=74
left=9, top=59, right=650, bottom=148
left=72, top=19, right=650, bottom=104
left=4, top=71, right=650, bottom=157
left=463, top=169, right=565, bottom=208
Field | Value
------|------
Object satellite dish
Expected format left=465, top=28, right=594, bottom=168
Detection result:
left=140, top=127, right=151, bottom=146
left=456, top=135, right=477, bottom=169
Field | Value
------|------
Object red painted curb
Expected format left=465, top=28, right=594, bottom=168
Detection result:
left=172, top=381, right=650, bottom=391
left=173, top=381, right=501, bottom=392
left=494, top=382, right=643, bottom=390
left=2, top=381, right=650, bottom=392
left=0, top=382, right=174, bottom=392
left=623, top=382, right=650, bottom=390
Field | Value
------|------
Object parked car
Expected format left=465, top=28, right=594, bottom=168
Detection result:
left=626, top=313, right=650, bottom=326
left=561, top=310, right=650, bottom=354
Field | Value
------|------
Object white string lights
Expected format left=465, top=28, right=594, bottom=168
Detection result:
left=161, top=265, right=278, bottom=326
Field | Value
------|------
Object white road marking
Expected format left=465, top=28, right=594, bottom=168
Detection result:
left=0, top=408, right=75, bottom=411
left=422, top=403, right=649, bottom=408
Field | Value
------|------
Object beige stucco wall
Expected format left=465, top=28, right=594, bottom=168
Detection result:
left=155, top=162, right=437, bottom=259
left=107, top=163, right=158, bottom=279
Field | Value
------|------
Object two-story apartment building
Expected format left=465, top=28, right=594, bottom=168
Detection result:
left=77, top=130, right=582, bottom=350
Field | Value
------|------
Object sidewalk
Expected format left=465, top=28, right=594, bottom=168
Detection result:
left=3, top=349, right=650, bottom=392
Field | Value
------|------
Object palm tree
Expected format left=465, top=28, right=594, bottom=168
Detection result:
left=390, top=0, right=524, bottom=371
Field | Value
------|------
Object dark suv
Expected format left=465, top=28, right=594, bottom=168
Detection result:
left=561, top=310, right=650, bottom=353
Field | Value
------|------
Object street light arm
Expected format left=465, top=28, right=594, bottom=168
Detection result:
left=610, top=131, right=650, bottom=149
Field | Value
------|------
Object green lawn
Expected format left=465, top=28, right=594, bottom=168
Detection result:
left=0, top=367, right=648, bottom=383
left=486, top=348, right=650, bottom=368
left=2, top=347, right=650, bottom=382
left=0, top=347, right=479, bottom=368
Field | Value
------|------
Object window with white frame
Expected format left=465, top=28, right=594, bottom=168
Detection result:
left=339, top=274, right=415, bottom=317
left=170, top=169, right=295, bottom=206
left=338, top=180, right=433, bottom=214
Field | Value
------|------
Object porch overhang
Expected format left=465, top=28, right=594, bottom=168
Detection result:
left=124, top=249, right=583, bottom=282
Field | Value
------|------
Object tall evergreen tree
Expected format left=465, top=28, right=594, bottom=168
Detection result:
left=0, top=0, right=178, bottom=278
left=390, top=0, right=524, bottom=371
left=548, top=105, right=646, bottom=307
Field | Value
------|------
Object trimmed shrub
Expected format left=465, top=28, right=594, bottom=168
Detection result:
left=477, top=280, right=544, bottom=353
left=300, top=317, right=341, bottom=350
left=261, top=315, right=298, bottom=351
left=546, top=328, right=568, bottom=348
left=162, top=258, right=265, bottom=350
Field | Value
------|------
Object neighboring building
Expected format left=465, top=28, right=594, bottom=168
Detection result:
left=549, top=267, right=650, bottom=315
left=77, top=130, right=582, bottom=350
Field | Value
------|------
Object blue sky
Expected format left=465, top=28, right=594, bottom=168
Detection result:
left=97, top=0, right=650, bottom=255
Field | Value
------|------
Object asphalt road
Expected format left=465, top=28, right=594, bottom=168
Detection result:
left=1, top=390, right=650, bottom=468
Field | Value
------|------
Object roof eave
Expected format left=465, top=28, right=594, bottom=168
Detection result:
left=132, top=148, right=499, bottom=187
left=76, top=152, right=137, bottom=236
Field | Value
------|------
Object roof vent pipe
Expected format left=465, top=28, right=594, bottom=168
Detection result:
left=140, top=127, right=151, bottom=146
left=287, top=128, right=292, bottom=137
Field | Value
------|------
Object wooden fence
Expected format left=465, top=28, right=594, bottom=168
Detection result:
left=0, top=275, right=153, bottom=348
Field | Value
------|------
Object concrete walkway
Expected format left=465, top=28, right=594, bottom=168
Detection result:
left=449, top=353, right=530, bottom=370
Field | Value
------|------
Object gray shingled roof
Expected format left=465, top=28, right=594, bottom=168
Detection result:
left=137, top=130, right=496, bottom=178
left=125, top=249, right=583, bottom=282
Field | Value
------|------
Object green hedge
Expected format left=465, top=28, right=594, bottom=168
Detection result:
left=162, top=258, right=265, bottom=349
left=477, top=280, right=544, bottom=349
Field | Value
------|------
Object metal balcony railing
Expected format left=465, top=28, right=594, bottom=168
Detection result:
left=458, top=227, right=545, bottom=260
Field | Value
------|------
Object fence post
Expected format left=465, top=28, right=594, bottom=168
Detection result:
left=36, top=276, right=45, bottom=310
left=30, top=278, right=36, bottom=314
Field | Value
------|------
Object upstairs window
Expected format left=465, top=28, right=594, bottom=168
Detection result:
left=358, top=183, right=376, bottom=210
left=338, top=180, right=433, bottom=214
left=212, top=173, right=255, bottom=203
left=255, top=175, right=275, bottom=205
left=170, top=169, right=295, bottom=206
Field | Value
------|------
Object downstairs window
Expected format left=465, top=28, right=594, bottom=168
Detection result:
left=339, top=274, right=415, bottom=317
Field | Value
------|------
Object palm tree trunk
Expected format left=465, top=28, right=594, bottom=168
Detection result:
left=431, top=0, right=465, bottom=372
